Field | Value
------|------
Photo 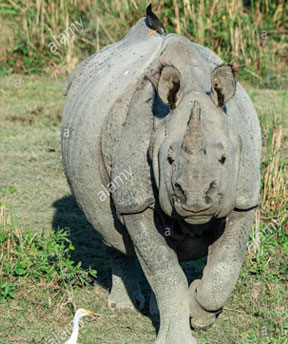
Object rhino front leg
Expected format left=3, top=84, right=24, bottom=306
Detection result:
left=124, top=209, right=197, bottom=344
left=107, top=247, right=145, bottom=311
left=189, top=209, right=255, bottom=329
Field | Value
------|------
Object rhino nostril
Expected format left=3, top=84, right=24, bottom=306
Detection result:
left=175, top=182, right=184, bottom=194
left=174, top=182, right=186, bottom=203
left=206, top=181, right=217, bottom=201
left=205, top=195, right=212, bottom=204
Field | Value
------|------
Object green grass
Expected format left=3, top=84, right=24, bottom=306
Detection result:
left=0, top=75, right=287, bottom=343
left=0, top=207, right=96, bottom=301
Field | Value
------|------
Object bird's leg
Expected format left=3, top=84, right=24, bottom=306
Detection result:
left=149, top=29, right=157, bottom=35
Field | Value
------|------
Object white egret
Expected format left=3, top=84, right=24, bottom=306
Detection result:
left=65, top=308, right=95, bottom=344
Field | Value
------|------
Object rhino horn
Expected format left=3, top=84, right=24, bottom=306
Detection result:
left=182, top=101, right=206, bottom=153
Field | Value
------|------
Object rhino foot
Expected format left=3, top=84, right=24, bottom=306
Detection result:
left=107, top=247, right=145, bottom=312
left=155, top=322, right=198, bottom=344
left=189, top=279, right=221, bottom=329
left=108, top=289, right=145, bottom=311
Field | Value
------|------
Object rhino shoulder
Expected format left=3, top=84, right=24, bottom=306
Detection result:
left=110, top=79, right=156, bottom=214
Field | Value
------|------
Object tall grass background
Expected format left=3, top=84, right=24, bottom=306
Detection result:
left=0, top=0, right=287, bottom=87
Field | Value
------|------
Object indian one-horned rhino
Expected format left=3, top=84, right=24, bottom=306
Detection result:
left=61, top=18, right=261, bottom=344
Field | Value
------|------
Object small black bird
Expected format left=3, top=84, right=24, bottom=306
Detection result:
left=146, top=3, right=167, bottom=36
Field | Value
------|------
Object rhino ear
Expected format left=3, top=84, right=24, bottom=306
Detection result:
left=210, top=64, right=236, bottom=107
left=158, top=66, right=181, bottom=110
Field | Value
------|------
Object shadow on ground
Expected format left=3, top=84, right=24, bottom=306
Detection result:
left=51, top=194, right=206, bottom=332
left=52, top=195, right=111, bottom=289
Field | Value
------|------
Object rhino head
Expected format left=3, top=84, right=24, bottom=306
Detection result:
left=152, top=64, right=241, bottom=225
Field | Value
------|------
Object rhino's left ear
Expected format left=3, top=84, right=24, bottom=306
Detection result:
left=210, top=64, right=236, bottom=107
left=158, top=66, right=181, bottom=110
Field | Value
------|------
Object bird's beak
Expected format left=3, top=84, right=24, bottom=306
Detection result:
left=87, top=311, right=95, bottom=315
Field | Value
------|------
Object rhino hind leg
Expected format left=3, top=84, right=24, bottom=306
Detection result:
left=107, top=247, right=145, bottom=312
left=149, top=291, right=159, bottom=317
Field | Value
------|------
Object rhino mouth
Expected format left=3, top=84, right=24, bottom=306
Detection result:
left=183, top=215, right=213, bottom=225
left=172, top=197, right=214, bottom=224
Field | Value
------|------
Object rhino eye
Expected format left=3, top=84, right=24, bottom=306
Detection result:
left=167, top=155, right=175, bottom=165
left=167, top=147, right=176, bottom=165
left=219, top=155, right=226, bottom=165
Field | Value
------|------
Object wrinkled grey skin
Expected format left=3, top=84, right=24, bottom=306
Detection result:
left=61, top=18, right=261, bottom=344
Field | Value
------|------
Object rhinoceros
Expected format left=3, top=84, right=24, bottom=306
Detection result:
left=61, top=18, right=261, bottom=344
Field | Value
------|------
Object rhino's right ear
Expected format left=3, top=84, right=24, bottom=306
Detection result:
left=158, top=66, right=181, bottom=110
left=210, top=64, right=236, bottom=107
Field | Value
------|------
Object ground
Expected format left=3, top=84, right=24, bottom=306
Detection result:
left=0, top=74, right=287, bottom=344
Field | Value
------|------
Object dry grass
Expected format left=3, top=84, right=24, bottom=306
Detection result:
left=0, top=205, right=21, bottom=261
left=262, top=125, right=287, bottom=219
left=1, top=0, right=287, bottom=83
left=247, top=88, right=287, bottom=253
